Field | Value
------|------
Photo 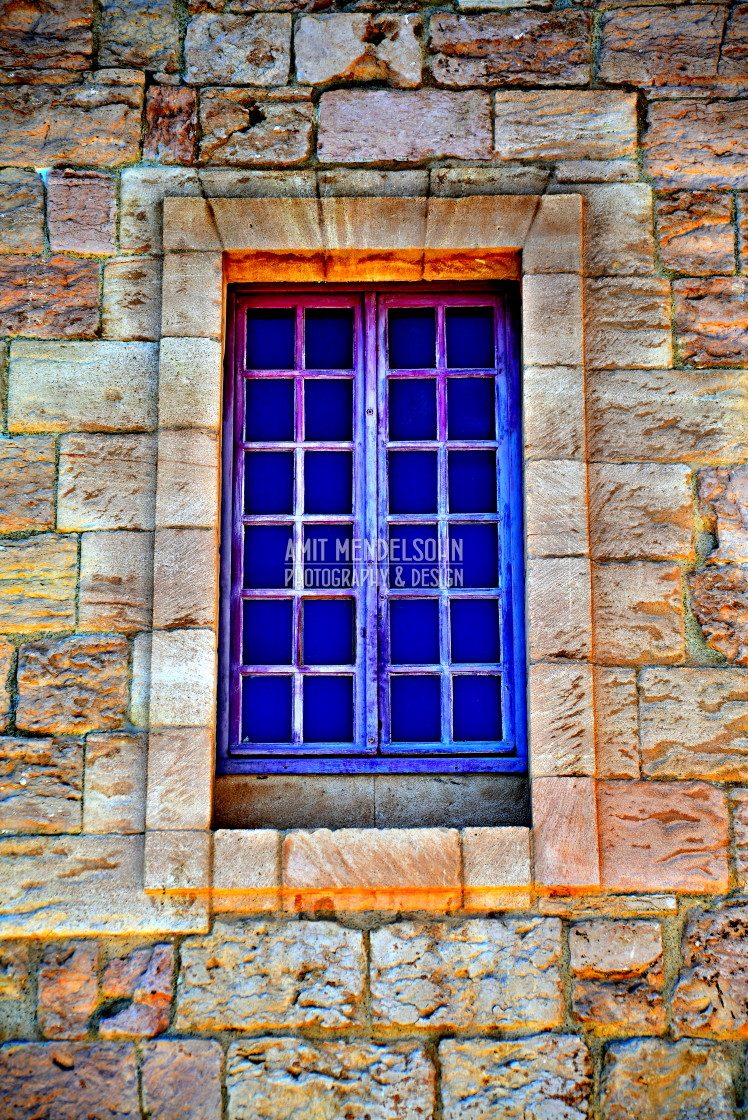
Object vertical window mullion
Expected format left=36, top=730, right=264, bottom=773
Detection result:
left=362, top=293, right=379, bottom=752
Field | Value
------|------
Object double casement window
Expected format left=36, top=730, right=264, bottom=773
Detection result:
left=218, top=286, right=526, bottom=776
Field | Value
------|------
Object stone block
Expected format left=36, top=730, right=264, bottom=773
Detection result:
left=323, top=195, right=427, bottom=250
left=672, top=906, right=748, bottom=1039
left=554, top=159, right=638, bottom=183
left=589, top=463, right=693, bottom=562
left=176, top=919, right=365, bottom=1030
left=158, top=338, right=222, bottom=431
left=675, top=277, right=748, bottom=366
left=523, top=366, right=585, bottom=460
left=0, top=943, right=30, bottom=1001
left=227, top=1039, right=434, bottom=1120
left=533, top=776, right=600, bottom=888
left=593, top=561, right=685, bottom=665
left=0, top=254, right=99, bottom=338
left=639, top=667, right=748, bottom=780
left=0, top=534, right=77, bottom=634
left=213, top=828, right=280, bottom=912
left=205, top=196, right=322, bottom=253
left=0, top=0, right=91, bottom=82
left=462, top=826, right=532, bottom=910
left=593, top=667, right=640, bottom=779
left=0, top=638, right=12, bottom=729
left=319, top=169, right=428, bottom=196
left=601, top=1038, right=733, bottom=1120
left=155, top=430, right=220, bottom=530
left=0, top=737, right=82, bottom=835
left=83, top=733, right=146, bottom=834
left=587, top=367, right=748, bottom=464
left=0, top=835, right=208, bottom=936
left=102, top=257, right=162, bottom=341
left=199, top=90, right=313, bottom=165
left=161, top=252, right=222, bottom=338
left=570, top=919, right=665, bottom=1033
left=494, top=90, right=637, bottom=161
left=530, top=662, right=594, bottom=776
left=527, top=557, right=591, bottom=660
left=585, top=277, right=672, bottom=368
left=0, top=169, right=43, bottom=253
left=282, top=827, right=461, bottom=911
left=600, top=6, right=729, bottom=92
left=698, top=465, right=748, bottom=563
left=370, top=917, right=562, bottom=1029
left=440, top=1036, right=591, bottom=1120
left=645, top=99, right=748, bottom=189
left=0, top=81, right=143, bottom=167
left=119, top=168, right=202, bottom=254
left=425, top=195, right=535, bottom=252
left=144, top=830, right=211, bottom=894
left=598, top=780, right=729, bottom=892
left=146, top=728, right=213, bottom=831
left=732, top=789, right=748, bottom=887
left=430, top=164, right=551, bottom=196
left=142, top=1040, right=223, bottom=1120
left=525, top=460, right=588, bottom=557
left=46, top=169, right=116, bottom=255
left=149, top=630, right=216, bottom=728
left=57, top=434, right=157, bottom=532
left=200, top=168, right=317, bottom=199
left=79, top=530, right=153, bottom=634
left=0, top=436, right=55, bottom=532
left=130, top=633, right=151, bottom=729
left=521, top=194, right=583, bottom=275
left=99, top=0, right=180, bottom=73
left=186, top=13, right=291, bottom=85
left=144, top=86, right=197, bottom=165
left=523, top=274, right=584, bottom=367
left=37, top=943, right=98, bottom=1040
left=100, top=943, right=173, bottom=1038
left=8, top=340, right=157, bottom=435
left=690, top=564, right=748, bottom=664
left=431, top=11, right=590, bottom=87
left=741, top=192, right=748, bottom=269
left=656, top=190, right=736, bottom=275
left=16, top=636, right=128, bottom=736
left=555, top=182, right=655, bottom=276
left=318, top=89, right=492, bottom=162
left=152, top=529, right=217, bottom=630
left=0, top=1042, right=141, bottom=1119
left=296, top=13, right=421, bottom=87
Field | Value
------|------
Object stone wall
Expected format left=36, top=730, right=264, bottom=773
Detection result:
left=1, top=0, right=748, bottom=1114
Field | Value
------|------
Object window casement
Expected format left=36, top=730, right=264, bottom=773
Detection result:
left=218, top=284, right=526, bottom=776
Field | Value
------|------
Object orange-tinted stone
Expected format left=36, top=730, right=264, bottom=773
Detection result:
left=690, top=566, right=748, bottom=665
left=674, top=277, right=748, bottom=366
left=593, top=561, right=685, bottom=666
left=673, top=906, right=748, bottom=1038
left=37, top=943, right=99, bottom=1040
left=47, top=170, right=116, bottom=255
left=570, top=919, right=665, bottom=1034
left=144, top=86, right=197, bottom=164
left=16, top=636, right=129, bottom=736
left=645, top=99, right=748, bottom=188
left=0, top=0, right=92, bottom=84
left=0, top=255, right=99, bottom=338
left=533, top=777, right=600, bottom=889
left=0, top=436, right=55, bottom=533
left=656, top=190, right=736, bottom=275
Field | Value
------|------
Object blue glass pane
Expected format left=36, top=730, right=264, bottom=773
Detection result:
left=446, top=307, right=495, bottom=368
left=305, top=379, right=353, bottom=442
left=388, top=308, right=436, bottom=370
left=303, top=525, right=354, bottom=589
left=242, top=675, right=292, bottom=743
left=453, top=675, right=502, bottom=741
left=305, top=309, right=354, bottom=370
left=245, top=452, right=294, bottom=515
left=388, top=378, right=437, bottom=441
left=450, top=599, right=501, bottom=664
left=242, top=599, right=293, bottom=665
left=304, top=451, right=353, bottom=515
left=389, top=451, right=438, bottom=514
left=303, top=598, right=355, bottom=665
left=447, top=377, right=496, bottom=440
left=245, top=378, right=294, bottom=442
left=448, top=451, right=497, bottom=514
left=390, top=599, right=440, bottom=665
left=244, top=526, right=293, bottom=590
left=390, top=675, right=441, bottom=742
left=449, top=524, right=498, bottom=589
left=389, top=524, right=439, bottom=590
left=303, top=676, right=354, bottom=742
left=247, top=309, right=295, bottom=370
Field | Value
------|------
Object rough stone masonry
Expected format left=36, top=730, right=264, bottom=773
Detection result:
left=0, top=0, right=747, bottom=1117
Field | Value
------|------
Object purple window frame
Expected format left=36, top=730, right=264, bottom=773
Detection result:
left=217, top=284, right=526, bottom=775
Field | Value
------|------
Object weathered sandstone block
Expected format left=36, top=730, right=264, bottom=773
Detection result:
left=600, top=6, right=729, bottom=92
left=732, top=789, right=748, bottom=887
left=176, top=919, right=365, bottom=1031
left=673, top=906, right=748, bottom=1038
left=16, top=636, right=129, bottom=736
left=57, top=434, right=157, bottom=531
left=0, top=534, right=77, bottom=634
left=645, top=99, right=748, bottom=188
left=533, top=776, right=600, bottom=889
left=318, top=89, right=491, bottom=162
left=690, top=565, right=748, bottom=664
left=0, top=254, right=99, bottom=339
left=153, top=529, right=217, bottom=630
left=0, top=638, right=11, bottom=729
left=525, top=460, right=588, bottom=557
left=0, top=1042, right=140, bottom=1119
left=0, top=943, right=30, bottom=1001
left=144, top=829, right=211, bottom=894
left=99, top=0, right=180, bottom=73
left=0, top=738, right=82, bottom=835
left=37, top=943, right=98, bottom=1040
left=431, top=164, right=550, bottom=196
left=370, top=918, right=563, bottom=1029
left=430, top=11, right=590, bottom=86
left=699, top=466, right=748, bottom=562
left=0, top=169, right=43, bottom=253
left=440, top=1035, right=591, bottom=1120
left=199, top=89, right=313, bottom=164
left=589, top=463, right=693, bottom=561
left=120, top=168, right=202, bottom=253
left=494, top=90, right=637, bottom=160
left=461, top=827, right=531, bottom=910
left=155, top=429, right=220, bottom=528
left=523, top=366, right=584, bottom=460
left=83, top=733, right=146, bottom=834
left=529, top=662, right=594, bottom=777
left=146, top=729, right=213, bottom=831
left=593, top=561, right=685, bottom=665
left=186, top=13, right=291, bottom=85
left=142, top=1040, right=223, bottom=1120
left=227, top=1039, right=435, bottom=1120
left=144, top=86, right=197, bottom=164
left=675, top=277, right=748, bottom=366
left=79, top=530, right=153, bottom=634
left=296, top=13, right=421, bottom=87
left=8, top=341, right=157, bottom=434
left=213, top=828, right=280, bottom=911
left=656, top=190, right=736, bottom=275
left=601, top=1038, right=734, bottom=1120
left=0, top=436, right=55, bottom=533
left=570, top=919, right=665, bottom=1033
left=527, top=557, right=591, bottom=660
left=150, top=629, right=216, bottom=728
left=0, top=0, right=91, bottom=83
left=46, top=169, right=116, bottom=255
left=553, top=182, right=654, bottom=277
left=102, top=257, right=162, bottom=341
left=584, top=277, right=672, bottom=368
left=593, top=667, right=640, bottom=779
left=100, top=944, right=173, bottom=1039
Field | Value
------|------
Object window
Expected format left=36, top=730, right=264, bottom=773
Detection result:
left=218, top=286, right=525, bottom=776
